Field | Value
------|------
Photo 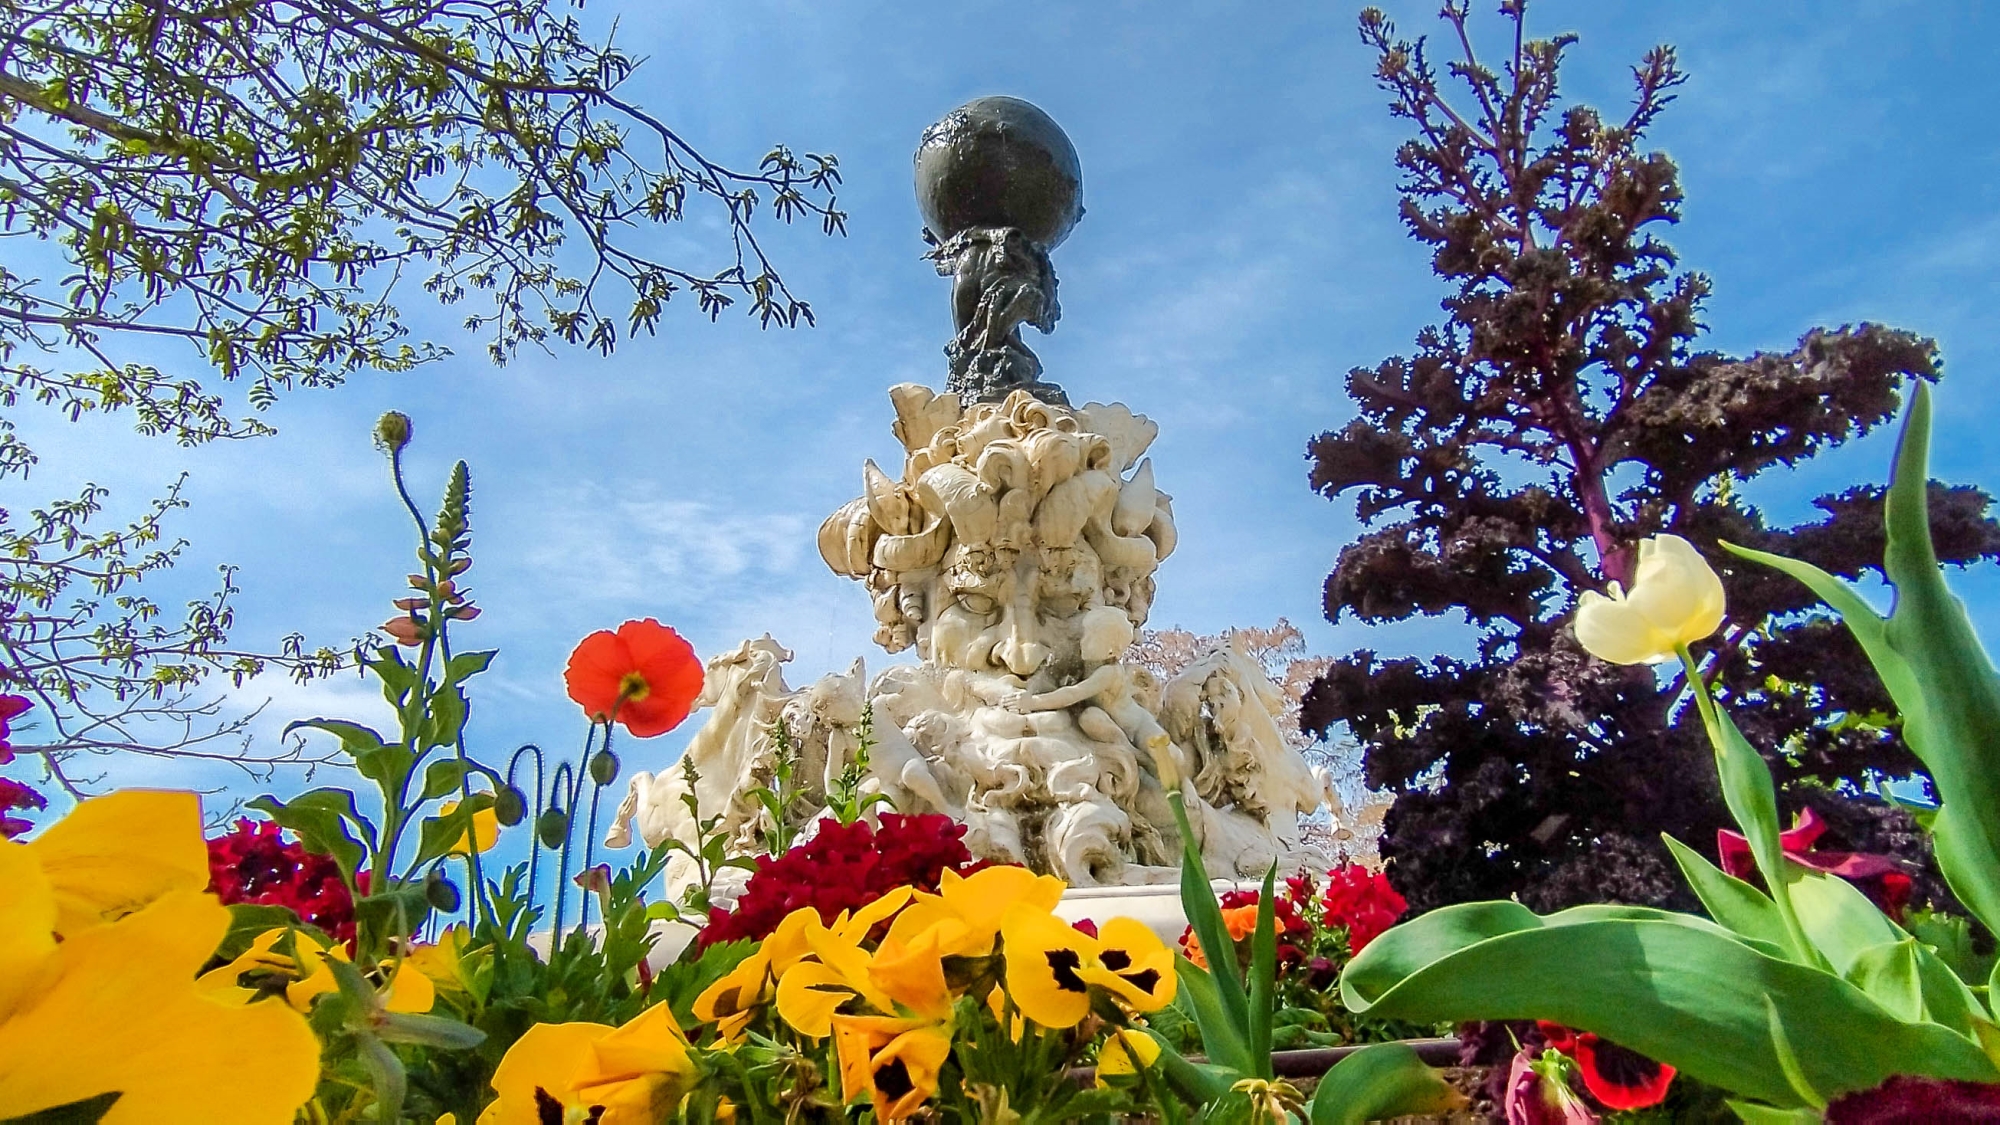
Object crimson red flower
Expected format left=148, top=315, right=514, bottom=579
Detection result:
left=564, top=619, right=704, bottom=738
left=206, top=818, right=357, bottom=942
left=1320, top=863, right=1407, bottom=953
left=1536, top=1022, right=1675, bottom=1112
left=698, top=813, right=993, bottom=948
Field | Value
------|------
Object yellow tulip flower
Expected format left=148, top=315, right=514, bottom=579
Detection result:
left=829, top=1013, right=953, bottom=1122
left=1574, top=534, right=1726, bottom=665
left=22, top=789, right=209, bottom=938
left=479, top=1003, right=695, bottom=1125
left=1000, top=906, right=1175, bottom=1028
left=0, top=835, right=319, bottom=1123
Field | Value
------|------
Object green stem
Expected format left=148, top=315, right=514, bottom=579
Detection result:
left=1676, top=645, right=1825, bottom=969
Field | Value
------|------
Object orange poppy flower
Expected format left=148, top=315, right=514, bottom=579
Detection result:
left=564, top=620, right=704, bottom=738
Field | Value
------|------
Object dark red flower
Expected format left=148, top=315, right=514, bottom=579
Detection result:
left=0, top=775, right=45, bottom=839
left=1071, top=918, right=1099, bottom=939
left=0, top=693, right=30, bottom=766
left=564, top=619, right=704, bottom=738
left=1321, top=863, right=1407, bottom=953
left=1825, top=1075, right=2000, bottom=1123
left=206, top=818, right=357, bottom=942
left=1535, top=1023, right=1674, bottom=1112
left=1718, top=807, right=1913, bottom=921
left=697, top=813, right=993, bottom=947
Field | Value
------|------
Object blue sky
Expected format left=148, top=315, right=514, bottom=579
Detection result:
left=12, top=0, right=2000, bottom=812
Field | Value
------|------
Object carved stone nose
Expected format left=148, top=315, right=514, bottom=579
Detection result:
left=995, top=634, right=1048, bottom=676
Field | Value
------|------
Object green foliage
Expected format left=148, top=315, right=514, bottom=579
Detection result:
left=643, top=757, right=759, bottom=927
left=1340, top=390, right=2000, bottom=1115
left=825, top=704, right=897, bottom=825
left=0, top=0, right=843, bottom=806
left=1304, top=0, right=2000, bottom=919
left=0, top=0, right=843, bottom=457
left=1151, top=790, right=1457, bottom=1122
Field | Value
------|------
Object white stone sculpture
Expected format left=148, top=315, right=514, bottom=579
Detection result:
left=609, top=385, right=1334, bottom=901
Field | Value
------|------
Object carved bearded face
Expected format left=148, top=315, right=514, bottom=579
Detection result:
left=925, top=541, right=1104, bottom=678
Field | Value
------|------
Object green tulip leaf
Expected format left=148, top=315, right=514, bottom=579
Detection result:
left=1663, top=833, right=1788, bottom=949
left=1340, top=900, right=1997, bottom=1107
left=1724, top=384, right=2000, bottom=940
left=1172, top=953, right=1254, bottom=1077
left=1307, top=1042, right=1464, bottom=1125
left=1247, top=864, right=1278, bottom=1076
left=1170, top=791, right=1250, bottom=1040
left=1789, top=866, right=1905, bottom=975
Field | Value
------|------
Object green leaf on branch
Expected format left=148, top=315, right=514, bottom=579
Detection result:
left=1340, top=900, right=1997, bottom=1107
left=445, top=649, right=497, bottom=682
left=422, top=684, right=469, bottom=749
left=421, top=758, right=467, bottom=801
left=374, top=1011, right=487, bottom=1050
left=410, top=791, right=495, bottom=870
left=215, top=903, right=302, bottom=962
left=284, top=717, right=388, bottom=757
left=248, top=793, right=366, bottom=884
left=366, top=649, right=422, bottom=705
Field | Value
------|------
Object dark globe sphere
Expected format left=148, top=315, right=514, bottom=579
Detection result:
left=914, top=96, right=1083, bottom=250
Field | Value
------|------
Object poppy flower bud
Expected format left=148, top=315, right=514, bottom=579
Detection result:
left=536, top=807, right=569, bottom=850
left=589, top=749, right=620, bottom=787
left=1574, top=534, right=1725, bottom=665
left=493, top=785, right=527, bottom=827
left=373, top=411, right=413, bottom=455
left=426, top=874, right=462, bottom=913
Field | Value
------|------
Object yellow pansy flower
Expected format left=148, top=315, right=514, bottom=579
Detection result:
left=1000, top=906, right=1175, bottom=1028
left=699, top=890, right=915, bottom=1040
left=775, top=916, right=903, bottom=1038
left=0, top=828, right=319, bottom=1123
left=693, top=906, right=821, bottom=1038
left=1574, top=534, right=1726, bottom=665
left=479, top=1003, right=695, bottom=1125
left=22, top=789, right=208, bottom=939
left=830, top=1013, right=953, bottom=1122
left=282, top=930, right=436, bottom=1014
left=409, top=924, right=472, bottom=993
left=441, top=797, right=501, bottom=855
left=883, top=865, right=1067, bottom=958
left=1095, top=1028, right=1162, bottom=1087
